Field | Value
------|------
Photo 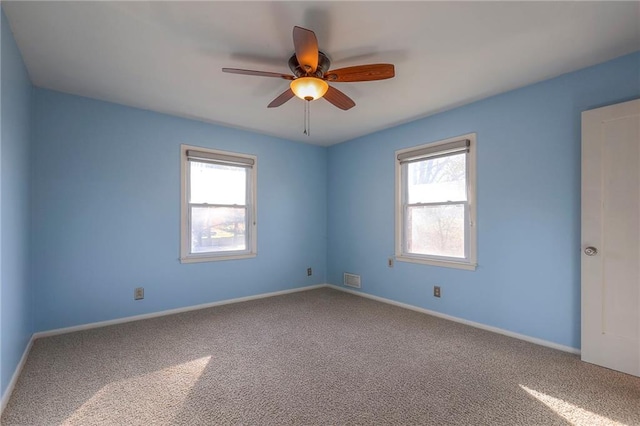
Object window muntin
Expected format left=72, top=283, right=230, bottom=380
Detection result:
left=181, top=145, right=256, bottom=263
left=396, top=134, right=476, bottom=270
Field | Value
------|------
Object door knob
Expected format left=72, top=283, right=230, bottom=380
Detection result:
left=584, top=246, right=598, bottom=256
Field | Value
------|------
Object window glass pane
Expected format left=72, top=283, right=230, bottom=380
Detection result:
left=190, top=161, right=246, bottom=205
left=406, top=204, right=465, bottom=258
left=407, top=153, right=466, bottom=203
left=191, top=206, right=247, bottom=253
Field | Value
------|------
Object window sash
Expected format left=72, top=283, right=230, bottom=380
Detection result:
left=402, top=201, right=470, bottom=261
left=187, top=160, right=252, bottom=256
left=188, top=160, right=248, bottom=205
left=188, top=205, right=249, bottom=255
left=405, top=152, right=468, bottom=204
left=400, top=149, right=471, bottom=261
left=188, top=202, right=248, bottom=208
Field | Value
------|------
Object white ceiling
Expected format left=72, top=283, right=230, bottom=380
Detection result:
left=4, top=1, right=639, bottom=146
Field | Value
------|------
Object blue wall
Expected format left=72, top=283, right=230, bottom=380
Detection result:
left=32, top=89, right=327, bottom=331
left=1, top=10, right=33, bottom=399
left=327, top=52, right=640, bottom=350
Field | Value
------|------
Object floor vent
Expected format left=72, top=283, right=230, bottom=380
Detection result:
left=343, top=273, right=361, bottom=288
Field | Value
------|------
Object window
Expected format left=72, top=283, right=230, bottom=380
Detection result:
left=180, top=145, right=257, bottom=263
left=395, top=134, right=476, bottom=270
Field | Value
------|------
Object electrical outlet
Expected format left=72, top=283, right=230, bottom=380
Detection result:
left=434, top=286, right=441, bottom=298
left=388, top=257, right=394, bottom=267
left=307, top=267, right=312, bottom=276
left=134, top=287, right=144, bottom=300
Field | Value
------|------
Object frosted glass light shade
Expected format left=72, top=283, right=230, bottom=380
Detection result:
left=290, top=77, right=329, bottom=101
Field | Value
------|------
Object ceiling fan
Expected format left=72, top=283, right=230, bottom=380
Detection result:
left=222, top=26, right=395, bottom=111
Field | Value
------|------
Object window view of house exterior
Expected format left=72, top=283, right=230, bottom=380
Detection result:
left=181, top=146, right=257, bottom=263
left=396, top=134, right=476, bottom=270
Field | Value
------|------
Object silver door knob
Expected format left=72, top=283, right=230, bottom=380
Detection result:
left=584, top=246, right=598, bottom=256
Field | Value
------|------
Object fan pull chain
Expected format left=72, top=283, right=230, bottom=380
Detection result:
left=307, top=100, right=310, bottom=136
left=303, top=100, right=310, bottom=136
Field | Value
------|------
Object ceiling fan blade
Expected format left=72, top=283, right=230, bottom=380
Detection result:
left=293, top=26, right=319, bottom=73
left=222, top=68, right=294, bottom=80
left=324, top=64, right=395, bottom=82
left=323, top=86, right=355, bottom=110
left=267, top=89, right=295, bottom=108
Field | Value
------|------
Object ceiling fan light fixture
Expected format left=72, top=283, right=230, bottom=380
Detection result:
left=290, top=77, right=329, bottom=101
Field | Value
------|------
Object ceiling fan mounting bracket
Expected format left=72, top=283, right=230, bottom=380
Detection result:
left=288, top=52, right=331, bottom=78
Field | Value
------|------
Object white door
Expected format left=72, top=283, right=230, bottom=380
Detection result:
left=582, top=99, right=640, bottom=377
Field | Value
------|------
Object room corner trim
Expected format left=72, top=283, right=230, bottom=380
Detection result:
left=327, top=284, right=580, bottom=355
left=33, top=284, right=326, bottom=339
left=1, top=335, right=35, bottom=415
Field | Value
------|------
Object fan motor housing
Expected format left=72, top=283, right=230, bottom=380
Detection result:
left=289, top=52, right=331, bottom=78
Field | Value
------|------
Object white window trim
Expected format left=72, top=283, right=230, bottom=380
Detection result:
left=180, top=144, right=257, bottom=264
left=395, top=133, right=477, bottom=271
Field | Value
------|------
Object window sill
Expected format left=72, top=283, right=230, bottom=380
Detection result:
left=396, top=255, right=477, bottom=271
left=180, top=253, right=256, bottom=264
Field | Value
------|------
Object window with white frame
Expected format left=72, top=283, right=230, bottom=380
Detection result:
left=180, top=145, right=257, bottom=263
left=395, top=134, right=476, bottom=270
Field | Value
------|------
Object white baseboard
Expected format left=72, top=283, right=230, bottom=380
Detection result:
left=34, top=284, right=326, bottom=339
left=1, top=335, right=35, bottom=415
left=327, top=284, right=580, bottom=355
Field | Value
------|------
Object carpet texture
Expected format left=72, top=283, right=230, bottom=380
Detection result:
left=2, top=287, right=639, bottom=425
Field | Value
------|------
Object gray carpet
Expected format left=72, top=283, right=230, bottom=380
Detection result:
left=2, top=287, right=639, bottom=425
